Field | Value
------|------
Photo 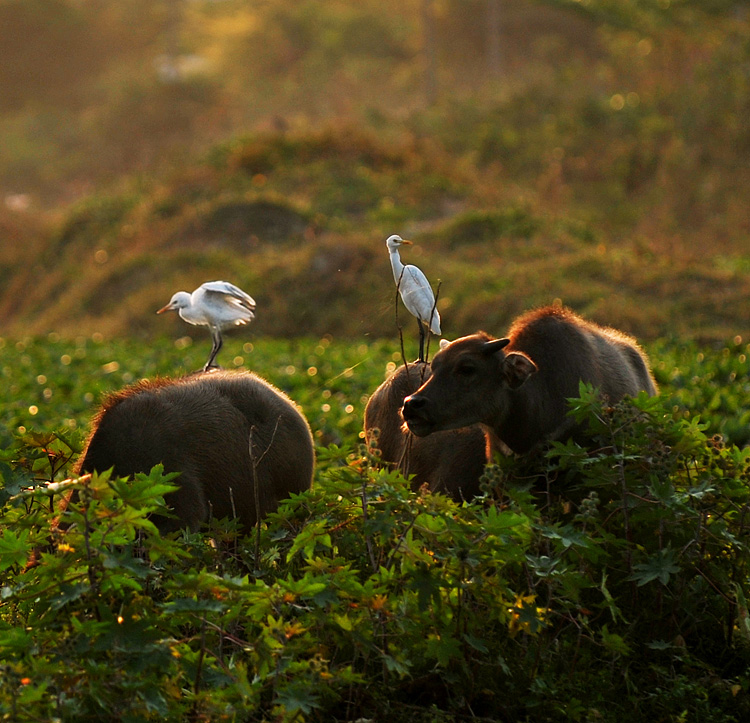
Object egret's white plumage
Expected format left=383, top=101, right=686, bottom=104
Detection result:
left=386, top=234, right=441, bottom=360
left=157, top=280, right=256, bottom=370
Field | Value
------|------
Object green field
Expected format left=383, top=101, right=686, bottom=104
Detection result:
left=2, top=332, right=749, bottom=451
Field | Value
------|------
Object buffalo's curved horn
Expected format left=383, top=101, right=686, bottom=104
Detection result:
left=482, top=338, right=511, bottom=354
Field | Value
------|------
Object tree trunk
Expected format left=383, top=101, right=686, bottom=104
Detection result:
left=487, top=0, right=502, bottom=78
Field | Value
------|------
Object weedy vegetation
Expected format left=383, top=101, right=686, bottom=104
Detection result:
left=1, top=334, right=749, bottom=721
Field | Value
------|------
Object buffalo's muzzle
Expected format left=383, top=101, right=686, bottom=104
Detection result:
left=401, top=394, right=434, bottom=437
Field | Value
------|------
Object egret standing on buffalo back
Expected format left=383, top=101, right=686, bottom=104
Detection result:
left=157, top=280, right=256, bottom=371
left=385, top=234, right=441, bottom=361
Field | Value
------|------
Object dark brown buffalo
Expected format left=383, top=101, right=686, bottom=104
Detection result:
left=402, top=306, right=658, bottom=454
left=364, top=361, right=490, bottom=501
left=76, top=370, right=315, bottom=532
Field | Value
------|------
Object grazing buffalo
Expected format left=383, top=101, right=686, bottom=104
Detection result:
left=364, top=361, right=490, bottom=501
left=76, top=370, right=314, bottom=533
left=402, top=306, right=657, bottom=454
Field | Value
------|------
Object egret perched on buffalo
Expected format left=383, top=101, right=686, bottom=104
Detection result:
left=157, top=280, right=256, bottom=371
left=385, top=234, right=441, bottom=361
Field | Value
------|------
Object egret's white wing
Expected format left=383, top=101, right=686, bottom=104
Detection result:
left=196, top=281, right=256, bottom=329
left=201, top=280, right=256, bottom=310
left=399, top=265, right=441, bottom=335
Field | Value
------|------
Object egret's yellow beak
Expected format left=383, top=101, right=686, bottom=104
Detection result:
left=400, top=239, right=413, bottom=245
left=156, top=304, right=172, bottom=315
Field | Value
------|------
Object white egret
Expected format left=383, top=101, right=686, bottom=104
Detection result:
left=385, top=234, right=441, bottom=361
left=157, top=280, right=256, bottom=371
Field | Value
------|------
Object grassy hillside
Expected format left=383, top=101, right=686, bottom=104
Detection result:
left=2, top=123, right=748, bottom=344
left=1, top=0, right=748, bottom=344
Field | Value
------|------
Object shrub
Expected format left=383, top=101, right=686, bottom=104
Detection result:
left=434, top=207, right=541, bottom=247
left=2, top=381, right=749, bottom=721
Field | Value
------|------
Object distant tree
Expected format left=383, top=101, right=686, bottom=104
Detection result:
left=487, top=0, right=502, bottom=77
left=158, top=0, right=185, bottom=82
left=422, top=0, right=439, bottom=104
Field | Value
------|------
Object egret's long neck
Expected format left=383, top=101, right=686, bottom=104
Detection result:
left=389, top=248, right=405, bottom=285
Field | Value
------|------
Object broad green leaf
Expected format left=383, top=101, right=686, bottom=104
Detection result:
left=629, top=549, right=680, bottom=587
left=0, top=529, right=31, bottom=571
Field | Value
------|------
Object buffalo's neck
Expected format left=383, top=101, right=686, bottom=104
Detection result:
left=493, top=383, right=564, bottom=455
left=493, top=389, right=538, bottom=454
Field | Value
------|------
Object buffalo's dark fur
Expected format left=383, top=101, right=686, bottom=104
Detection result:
left=364, top=361, right=489, bottom=501
left=403, top=306, right=658, bottom=454
left=76, top=370, right=314, bottom=532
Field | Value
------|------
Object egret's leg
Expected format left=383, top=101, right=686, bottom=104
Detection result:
left=204, top=330, right=223, bottom=370
left=417, top=318, right=426, bottom=362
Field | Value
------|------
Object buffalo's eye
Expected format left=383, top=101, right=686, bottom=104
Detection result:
left=455, top=363, right=476, bottom=378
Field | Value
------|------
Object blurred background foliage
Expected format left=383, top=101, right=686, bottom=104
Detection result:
left=0, top=0, right=748, bottom=342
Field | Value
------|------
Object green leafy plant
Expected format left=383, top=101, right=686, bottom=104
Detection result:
left=1, top=336, right=749, bottom=720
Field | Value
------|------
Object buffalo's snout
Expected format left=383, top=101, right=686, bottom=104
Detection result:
left=402, top=394, right=434, bottom=437
left=402, top=393, right=426, bottom=414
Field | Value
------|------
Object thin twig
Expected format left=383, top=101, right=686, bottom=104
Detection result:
left=249, top=417, right=283, bottom=569
left=193, top=616, right=207, bottom=696
left=384, top=511, right=419, bottom=571
left=396, top=267, right=409, bottom=368
left=425, top=280, right=441, bottom=362
left=360, top=475, right=378, bottom=573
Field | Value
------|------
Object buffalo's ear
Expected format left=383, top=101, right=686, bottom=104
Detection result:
left=439, top=338, right=451, bottom=350
left=482, top=338, right=511, bottom=355
left=503, top=352, right=537, bottom=389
